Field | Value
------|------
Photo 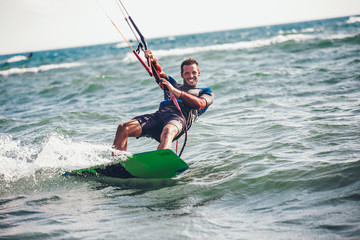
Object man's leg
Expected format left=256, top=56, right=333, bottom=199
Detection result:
left=157, top=124, right=179, bottom=150
left=113, top=119, right=142, bottom=151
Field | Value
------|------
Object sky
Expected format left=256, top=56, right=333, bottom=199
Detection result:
left=0, top=0, right=359, bottom=55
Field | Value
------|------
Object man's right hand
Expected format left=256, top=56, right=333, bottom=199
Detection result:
left=144, top=50, right=155, bottom=61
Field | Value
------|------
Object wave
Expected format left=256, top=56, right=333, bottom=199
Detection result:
left=0, top=133, right=129, bottom=183
left=278, top=27, right=322, bottom=35
left=123, top=30, right=360, bottom=61
left=123, top=28, right=359, bottom=62
left=115, top=42, right=129, bottom=49
left=346, top=16, right=360, bottom=24
left=0, top=62, right=85, bottom=77
left=5, top=55, right=29, bottom=63
left=123, top=33, right=316, bottom=62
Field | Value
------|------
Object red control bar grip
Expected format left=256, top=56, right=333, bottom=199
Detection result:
left=133, top=50, right=152, bottom=76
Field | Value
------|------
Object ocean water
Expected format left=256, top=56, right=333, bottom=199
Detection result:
left=1, top=16, right=360, bottom=239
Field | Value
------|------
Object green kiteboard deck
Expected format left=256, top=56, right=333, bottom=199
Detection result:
left=64, top=149, right=189, bottom=179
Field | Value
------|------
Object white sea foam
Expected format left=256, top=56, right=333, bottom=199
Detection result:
left=301, top=27, right=319, bottom=33
left=346, top=16, right=360, bottom=24
left=0, top=62, right=85, bottom=77
left=279, top=28, right=320, bottom=35
left=6, top=55, right=29, bottom=63
left=123, top=33, right=315, bottom=62
left=0, top=133, right=130, bottom=182
left=123, top=30, right=360, bottom=62
left=327, top=32, right=359, bottom=40
left=115, top=41, right=129, bottom=49
left=278, top=29, right=298, bottom=35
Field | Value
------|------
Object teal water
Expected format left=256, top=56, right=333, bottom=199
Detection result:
left=1, top=16, right=360, bottom=239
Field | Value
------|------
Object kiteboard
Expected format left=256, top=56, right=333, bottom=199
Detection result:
left=64, top=149, right=189, bottom=179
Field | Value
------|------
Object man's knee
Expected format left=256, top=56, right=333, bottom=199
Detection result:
left=117, top=120, right=141, bottom=137
left=161, top=124, right=178, bottom=138
left=116, top=123, right=128, bottom=134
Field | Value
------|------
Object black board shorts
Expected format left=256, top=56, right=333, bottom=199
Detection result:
left=133, top=107, right=185, bottom=142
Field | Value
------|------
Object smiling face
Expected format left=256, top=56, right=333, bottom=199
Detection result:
left=181, top=64, right=200, bottom=87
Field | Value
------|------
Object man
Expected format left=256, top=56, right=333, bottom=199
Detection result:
left=112, top=50, right=214, bottom=152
